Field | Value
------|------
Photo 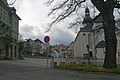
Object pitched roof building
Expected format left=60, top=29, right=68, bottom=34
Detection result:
left=0, top=0, right=21, bottom=59
left=73, top=7, right=120, bottom=60
left=74, top=7, right=95, bottom=58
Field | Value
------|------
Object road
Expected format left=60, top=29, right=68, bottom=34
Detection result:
left=0, top=58, right=120, bottom=80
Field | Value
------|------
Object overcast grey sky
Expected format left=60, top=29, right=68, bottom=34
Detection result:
left=7, top=0, right=120, bottom=46
left=7, top=0, right=79, bottom=45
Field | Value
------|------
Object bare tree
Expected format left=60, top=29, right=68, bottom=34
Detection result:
left=47, top=0, right=120, bottom=69
left=8, top=0, right=17, bottom=5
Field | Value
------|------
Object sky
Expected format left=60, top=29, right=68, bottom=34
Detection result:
left=7, top=0, right=79, bottom=45
left=7, top=0, right=100, bottom=46
left=7, top=0, right=120, bottom=46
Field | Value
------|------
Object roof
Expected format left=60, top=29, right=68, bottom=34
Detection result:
left=92, top=14, right=103, bottom=23
left=10, top=7, right=21, bottom=20
left=80, top=23, right=93, bottom=32
left=95, top=40, right=106, bottom=48
left=74, top=31, right=80, bottom=43
left=10, top=7, right=16, bottom=12
left=0, top=1, right=21, bottom=20
left=51, top=45, right=67, bottom=51
left=83, top=7, right=92, bottom=24
left=66, top=41, right=74, bottom=50
left=74, top=13, right=120, bottom=46
left=83, top=15, right=92, bottom=24
left=26, top=38, right=33, bottom=42
left=92, top=14, right=120, bottom=32
left=34, top=39, right=43, bottom=43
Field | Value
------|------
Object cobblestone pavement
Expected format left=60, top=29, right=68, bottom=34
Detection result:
left=0, top=58, right=120, bottom=80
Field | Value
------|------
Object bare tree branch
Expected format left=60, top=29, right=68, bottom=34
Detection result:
left=47, top=0, right=120, bottom=32
left=8, top=0, right=17, bottom=5
left=68, top=18, right=83, bottom=29
left=116, top=18, right=120, bottom=28
left=47, top=0, right=120, bottom=69
left=114, top=0, right=120, bottom=8
left=117, top=8, right=120, bottom=14
left=48, top=0, right=70, bottom=16
left=48, top=0, right=86, bottom=29
left=91, top=0, right=106, bottom=14
left=46, top=0, right=55, bottom=6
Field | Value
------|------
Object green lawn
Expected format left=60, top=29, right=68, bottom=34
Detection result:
left=56, top=62, right=120, bottom=74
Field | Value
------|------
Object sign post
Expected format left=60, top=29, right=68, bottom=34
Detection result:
left=44, top=36, right=50, bottom=68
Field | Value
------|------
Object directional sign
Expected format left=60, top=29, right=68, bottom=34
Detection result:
left=44, top=36, right=50, bottom=43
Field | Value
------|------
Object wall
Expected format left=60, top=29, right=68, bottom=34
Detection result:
left=74, top=31, right=95, bottom=58
left=96, top=48, right=105, bottom=59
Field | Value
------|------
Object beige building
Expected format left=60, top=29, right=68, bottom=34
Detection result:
left=73, top=7, right=120, bottom=62
left=74, top=8, right=96, bottom=59
left=24, top=39, right=45, bottom=56
left=66, top=42, right=74, bottom=58
left=51, top=45, right=67, bottom=58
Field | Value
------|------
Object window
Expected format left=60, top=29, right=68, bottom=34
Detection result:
left=83, top=33, right=86, bottom=36
left=89, top=51, right=93, bottom=57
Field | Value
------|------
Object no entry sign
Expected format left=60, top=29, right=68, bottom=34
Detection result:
left=44, top=36, right=50, bottom=43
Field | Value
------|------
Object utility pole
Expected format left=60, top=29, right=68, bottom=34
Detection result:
left=46, top=43, right=49, bottom=68
left=44, top=36, right=50, bottom=68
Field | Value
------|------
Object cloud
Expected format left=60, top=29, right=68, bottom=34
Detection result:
left=20, top=24, right=76, bottom=45
left=8, top=0, right=77, bottom=45
left=48, top=27, right=76, bottom=45
left=20, top=25, right=44, bottom=41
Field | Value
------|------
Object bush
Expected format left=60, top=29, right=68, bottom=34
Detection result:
left=56, top=62, right=120, bottom=74
left=4, top=56, right=13, bottom=60
left=19, top=54, right=24, bottom=60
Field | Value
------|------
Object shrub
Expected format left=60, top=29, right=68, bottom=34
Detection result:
left=4, top=56, right=13, bottom=60
left=56, top=62, right=120, bottom=74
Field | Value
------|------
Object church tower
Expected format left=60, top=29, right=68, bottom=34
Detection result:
left=83, top=7, right=92, bottom=26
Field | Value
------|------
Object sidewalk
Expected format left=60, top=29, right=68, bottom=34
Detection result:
left=0, top=58, right=53, bottom=68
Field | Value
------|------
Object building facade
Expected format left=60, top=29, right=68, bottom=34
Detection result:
left=51, top=45, right=67, bottom=58
left=0, top=0, right=21, bottom=59
left=24, top=39, right=45, bottom=56
left=73, top=7, right=120, bottom=61
left=74, top=8, right=96, bottom=59
left=66, top=42, right=74, bottom=58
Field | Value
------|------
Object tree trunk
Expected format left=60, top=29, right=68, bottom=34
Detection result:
left=102, top=12, right=117, bottom=69
left=90, top=0, right=117, bottom=69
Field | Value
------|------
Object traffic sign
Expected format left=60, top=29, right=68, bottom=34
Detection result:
left=44, top=36, right=50, bottom=43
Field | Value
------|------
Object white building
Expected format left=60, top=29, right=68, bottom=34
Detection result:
left=66, top=42, right=74, bottom=58
left=73, top=7, right=120, bottom=60
left=74, top=8, right=96, bottom=59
